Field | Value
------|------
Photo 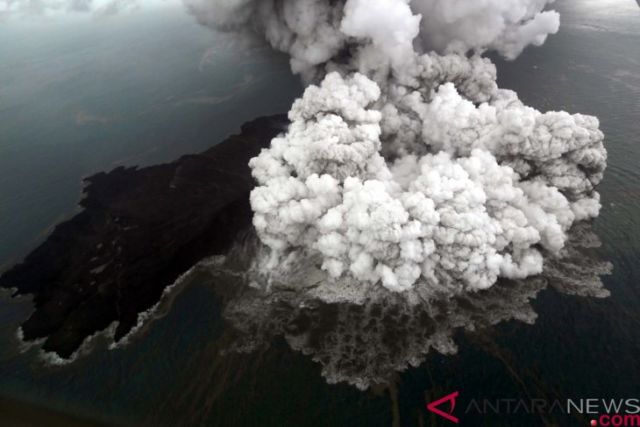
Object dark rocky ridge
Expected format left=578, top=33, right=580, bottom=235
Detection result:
left=0, top=114, right=288, bottom=359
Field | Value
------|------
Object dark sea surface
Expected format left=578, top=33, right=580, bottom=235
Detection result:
left=0, top=1, right=639, bottom=426
left=0, top=5, right=302, bottom=268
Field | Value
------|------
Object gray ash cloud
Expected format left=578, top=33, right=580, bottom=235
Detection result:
left=186, top=0, right=607, bottom=298
left=211, top=224, right=610, bottom=390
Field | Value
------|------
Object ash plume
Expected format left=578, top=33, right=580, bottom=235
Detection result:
left=210, top=224, right=610, bottom=390
left=185, top=0, right=607, bottom=298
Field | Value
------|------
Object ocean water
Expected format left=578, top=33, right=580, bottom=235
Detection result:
left=0, top=4, right=302, bottom=269
left=1, top=1, right=639, bottom=426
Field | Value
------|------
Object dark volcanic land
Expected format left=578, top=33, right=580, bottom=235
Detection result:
left=0, top=114, right=288, bottom=359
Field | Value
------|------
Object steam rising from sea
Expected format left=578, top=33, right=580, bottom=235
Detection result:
left=181, top=0, right=611, bottom=388
left=208, top=223, right=610, bottom=390
left=185, top=0, right=607, bottom=300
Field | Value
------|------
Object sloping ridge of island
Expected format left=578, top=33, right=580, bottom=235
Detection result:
left=0, top=114, right=288, bottom=359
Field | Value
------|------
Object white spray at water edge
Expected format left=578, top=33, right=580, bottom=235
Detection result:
left=186, top=0, right=607, bottom=301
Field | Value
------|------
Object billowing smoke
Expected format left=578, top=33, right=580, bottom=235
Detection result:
left=183, top=0, right=561, bottom=77
left=210, top=224, right=610, bottom=389
left=412, top=0, right=561, bottom=59
left=186, top=0, right=607, bottom=298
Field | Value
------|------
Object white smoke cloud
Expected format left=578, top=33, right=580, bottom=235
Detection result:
left=184, top=0, right=561, bottom=76
left=186, top=0, right=607, bottom=299
left=341, top=0, right=420, bottom=69
left=250, top=71, right=605, bottom=294
left=411, top=0, right=560, bottom=59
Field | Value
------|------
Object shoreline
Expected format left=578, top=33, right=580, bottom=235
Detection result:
left=0, top=114, right=288, bottom=359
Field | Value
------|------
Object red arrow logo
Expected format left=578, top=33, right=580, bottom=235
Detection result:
left=426, top=391, right=460, bottom=424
